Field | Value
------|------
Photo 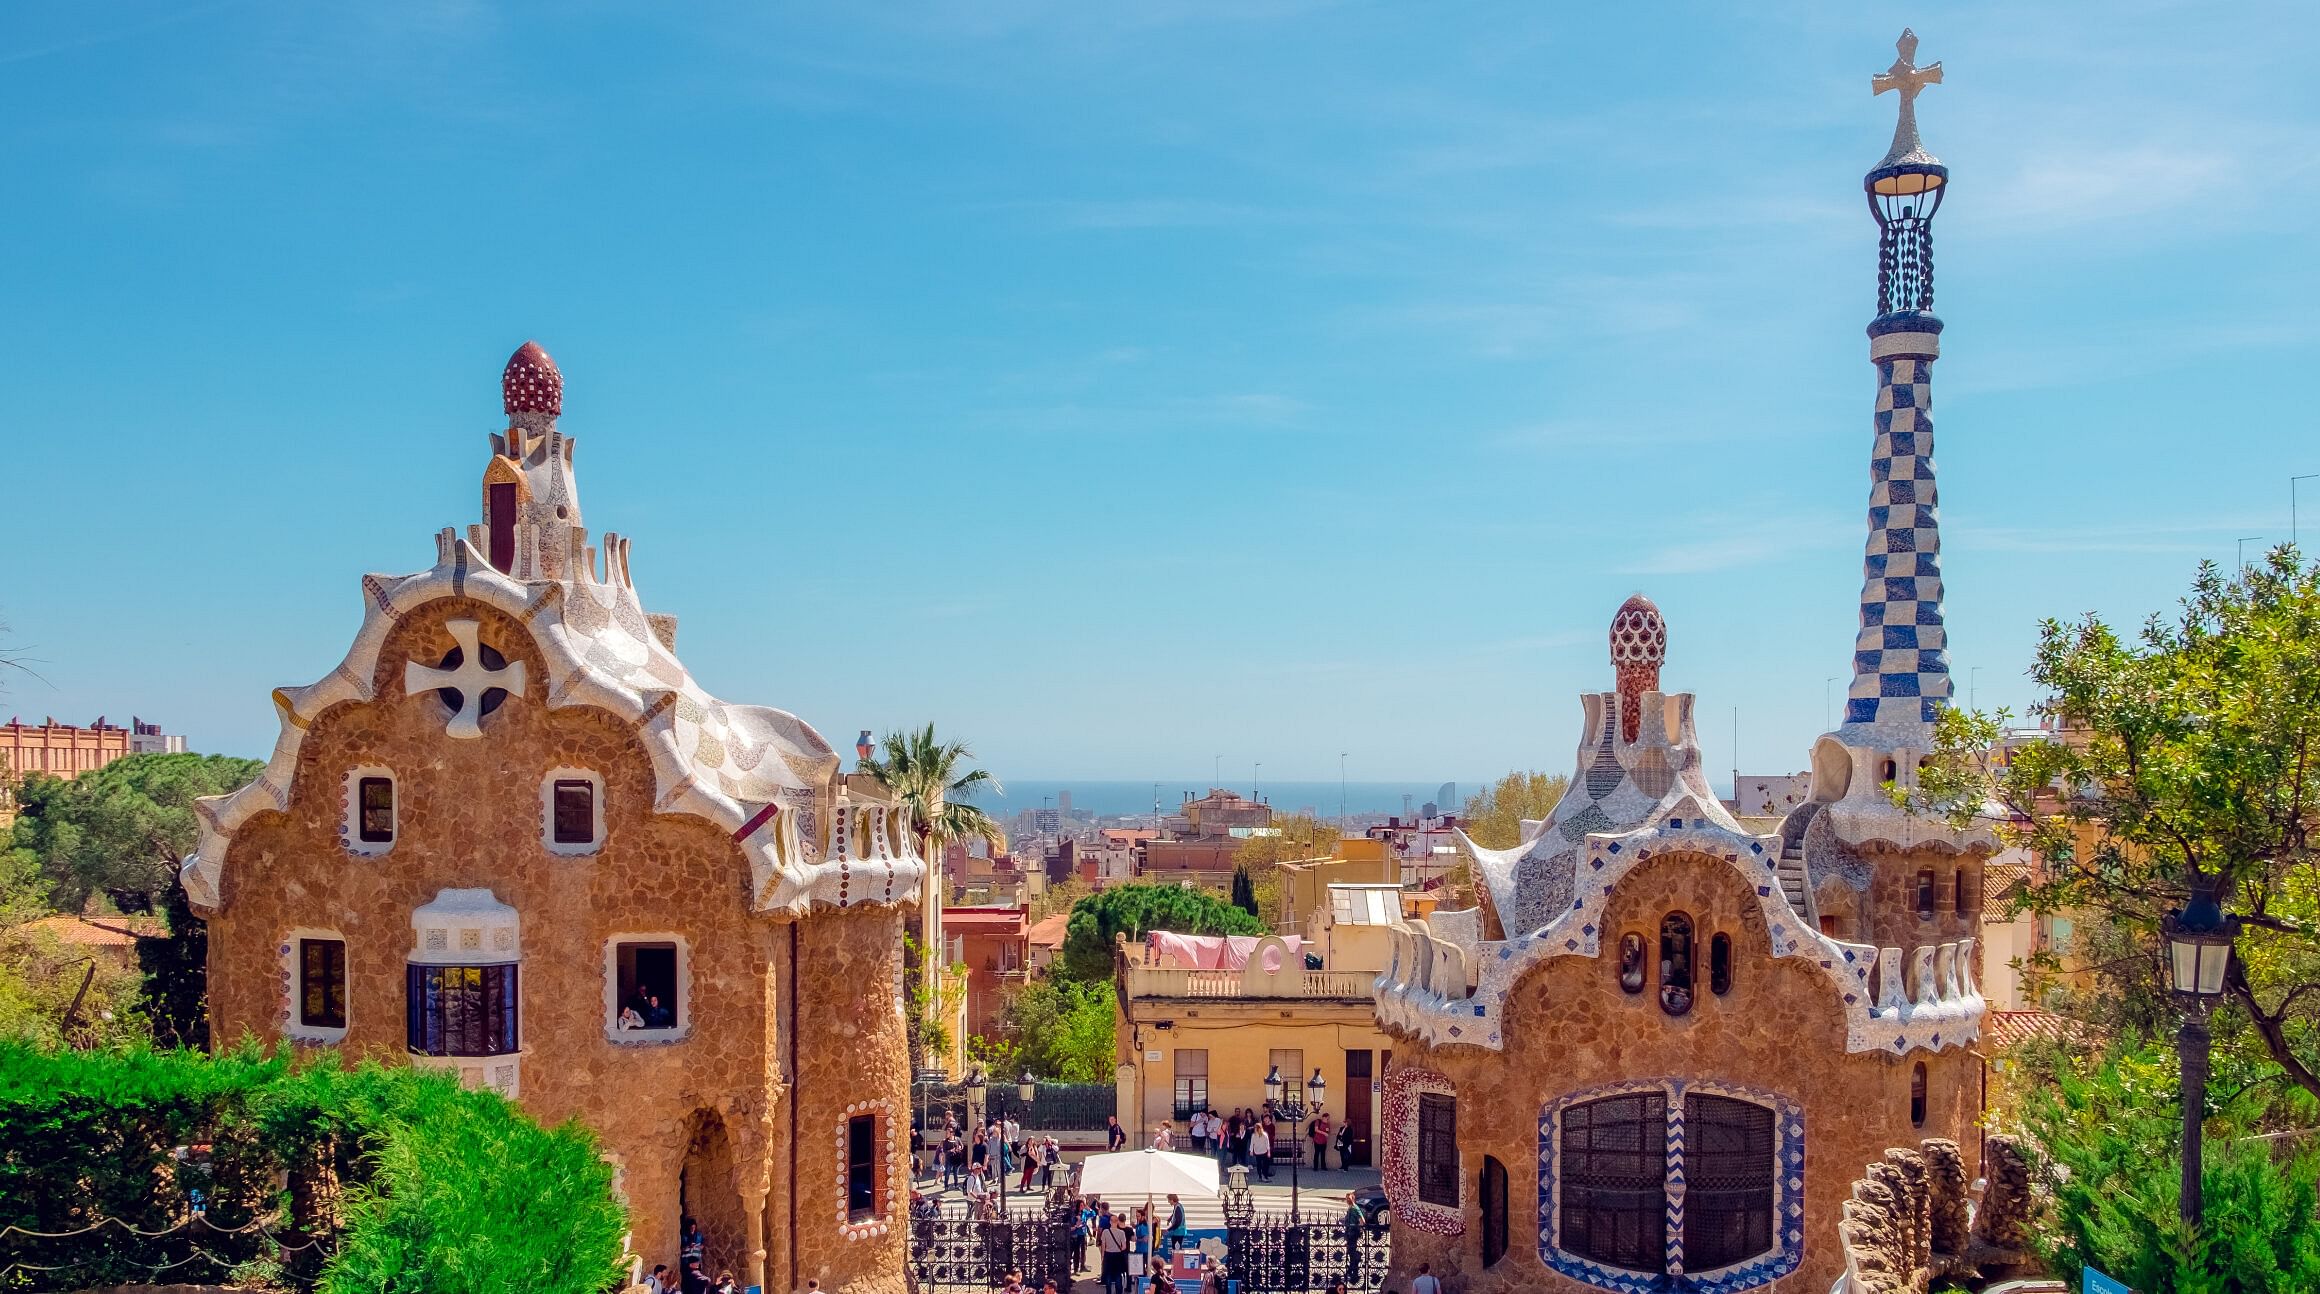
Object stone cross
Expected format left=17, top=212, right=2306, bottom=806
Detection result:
left=405, top=618, right=526, bottom=740
left=1872, top=28, right=1942, bottom=161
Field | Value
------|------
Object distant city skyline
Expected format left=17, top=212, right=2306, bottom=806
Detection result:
left=3, top=5, right=2313, bottom=781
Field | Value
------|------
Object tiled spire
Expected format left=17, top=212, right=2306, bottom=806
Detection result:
left=1841, top=32, right=1951, bottom=741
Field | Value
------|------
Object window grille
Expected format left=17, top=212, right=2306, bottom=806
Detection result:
left=1559, top=1091, right=1667, bottom=1272
left=1416, top=1093, right=1458, bottom=1208
left=1172, top=1049, right=1209, bottom=1120
left=1681, top=1094, right=1775, bottom=1271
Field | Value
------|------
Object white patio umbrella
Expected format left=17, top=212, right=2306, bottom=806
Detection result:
left=1074, top=1148, right=1221, bottom=1274
left=1075, top=1148, right=1221, bottom=1201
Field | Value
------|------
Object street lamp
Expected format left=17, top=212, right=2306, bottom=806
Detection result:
left=2162, top=876, right=2240, bottom=1228
left=1264, top=1065, right=1327, bottom=1221
left=962, top=1069, right=988, bottom=1215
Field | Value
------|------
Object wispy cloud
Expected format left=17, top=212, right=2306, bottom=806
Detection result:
left=1949, top=518, right=2279, bottom=556
left=966, top=390, right=1313, bottom=435
left=977, top=197, right=1311, bottom=231
left=1616, top=511, right=1851, bottom=576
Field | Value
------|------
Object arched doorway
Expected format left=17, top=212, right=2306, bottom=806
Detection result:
left=677, top=1109, right=745, bottom=1284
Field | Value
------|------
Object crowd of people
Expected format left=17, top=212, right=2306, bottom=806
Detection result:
left=912, top=1108, right=1070, bottom=1219
left=1175, top=1103, right=1349, bottom=1177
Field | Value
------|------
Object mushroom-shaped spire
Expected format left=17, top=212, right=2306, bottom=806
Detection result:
left=501, top=341, right=563, bottom=420
left=1608, top=594, right=1667, bottom=742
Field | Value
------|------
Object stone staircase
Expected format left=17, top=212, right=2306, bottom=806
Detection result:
left=1774, top=803, right=1822, bottom=923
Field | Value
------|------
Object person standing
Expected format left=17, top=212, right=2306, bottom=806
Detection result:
left=1106, top=1114, right=1127, bottom=1151
left=1248, top=1122, right=1272, bottom=1181
left=1411, top=1261, right=1444, bottom=1294
left=1097, top=1207, right=1130, bottom=1294
left=1003, top=1113, right=1022, bottom=1163
left=964, top=1164, right=990, bottom=1219
left=1309, top=1111, right=1331, bottom=1171
left=1340, top=1193, right=1365, bottom=1284
left=1165, top=1193, right=1187, bottom=1245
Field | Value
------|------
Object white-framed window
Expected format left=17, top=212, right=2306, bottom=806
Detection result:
left=604, top=933, right=690, bottom=1044
left=281, top=928, right=348, bottom=1045
left=541, top=768, right=604, bottom=855
left=407, top=890, right=523, bottom=1096
left=342, top=766, right=397, bottom=856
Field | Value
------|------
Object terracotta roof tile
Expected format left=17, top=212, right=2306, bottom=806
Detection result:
left=1986, top=1009, right=2093, bottom=1051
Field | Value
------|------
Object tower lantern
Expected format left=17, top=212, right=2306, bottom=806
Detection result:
left=1866, top=29, right=1947, bottom=318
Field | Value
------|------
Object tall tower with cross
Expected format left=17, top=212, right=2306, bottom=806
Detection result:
left=1842, top=28, right=1951, bottom=744
left=1808, top=29, right=1992, bottom=856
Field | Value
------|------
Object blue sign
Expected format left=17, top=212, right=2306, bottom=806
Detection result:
left=2084, top=1268, right=2131, bottom=1294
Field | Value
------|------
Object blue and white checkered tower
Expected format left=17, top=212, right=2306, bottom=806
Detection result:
left=1808, top=31, right=1992, bottom=851
left=1842, top=28, right=1951, bottom=746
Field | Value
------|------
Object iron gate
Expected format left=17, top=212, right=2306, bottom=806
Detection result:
left=1223, top=1216, right=1392, bottom=1293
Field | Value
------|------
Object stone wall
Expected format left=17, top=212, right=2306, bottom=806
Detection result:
left=204, top=599, right=907, bottom=1292
left=1382, top=850, right=1982, bottom=1294
left=1835, top=1135, right=2041, bottom=1294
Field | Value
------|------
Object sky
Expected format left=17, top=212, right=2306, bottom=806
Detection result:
left=2, top=2, right=2315, bottom=787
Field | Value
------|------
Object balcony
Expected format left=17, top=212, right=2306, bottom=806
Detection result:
left=1123, top=966, right=1377, bottom=1001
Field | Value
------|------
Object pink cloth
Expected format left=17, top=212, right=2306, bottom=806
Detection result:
left=1145, top=931, right=1306, bottom=971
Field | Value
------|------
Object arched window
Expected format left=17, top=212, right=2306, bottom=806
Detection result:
left=1880, top=758, right=1898, bottom=783
left=1658, top=914, right=1694, bottom=1016
left=1551, top=1086, right=1790, bottom=1281
left=1915, top=870, right=1937, bottom=919
left=1684, top=1095, right=1777, bottom=1270
left=1910, top=1063, right=1927, bottom=1127
left=1559, top=1091, right=1668, bottom=1271
left=1481, top=1155, right=1509, bottom=1269
left=1709, top=933, right=1733, bottom=996
left=1617, top=933, right=1646, bottom=994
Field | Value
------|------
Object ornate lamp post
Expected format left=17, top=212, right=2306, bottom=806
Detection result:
left=962, top=1068, right=987, bottom=1214
left=1264, top=1065, right=1327, bottom=1221
left=2162, top=875, right=2239, bottom=1228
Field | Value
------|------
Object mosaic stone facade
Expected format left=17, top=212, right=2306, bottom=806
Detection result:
left=1374, top=35, right=1997, bottom=1294
left=186, top=343, right=921, bottom=1293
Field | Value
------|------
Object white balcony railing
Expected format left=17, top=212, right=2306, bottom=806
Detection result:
left=1124, top=966, right=1376, bottom=1001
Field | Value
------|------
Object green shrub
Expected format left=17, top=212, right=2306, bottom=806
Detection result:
left=0, top=1042, right=627, bottom=1292
left=2021, top=1042, right=2320, bottom=1293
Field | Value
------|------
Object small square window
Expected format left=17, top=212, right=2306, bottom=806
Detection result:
left=299, top=938, right=347, bottom=1031
left=611, top=939, right=683, bottom=1037
left=357, top=777, right=395, bottom=843
left=553, top=779, right=596, bottom=845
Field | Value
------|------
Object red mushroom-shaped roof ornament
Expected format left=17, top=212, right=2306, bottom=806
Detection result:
left=501, top=341, right=563, bottom=418
left=1609, top=594, right=1667, bottom=741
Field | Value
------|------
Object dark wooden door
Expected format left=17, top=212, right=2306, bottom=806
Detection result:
left=1345, top=1049, right=1373, bottom=1166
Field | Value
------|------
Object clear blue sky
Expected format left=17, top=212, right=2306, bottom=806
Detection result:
left=3, top=3, right=2313, bottom=785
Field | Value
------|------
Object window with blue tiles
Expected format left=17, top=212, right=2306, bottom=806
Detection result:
left=1543, top=1080, right=1804, bottom=1291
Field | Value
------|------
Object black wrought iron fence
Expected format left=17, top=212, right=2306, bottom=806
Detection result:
left=907, top=1196, right=1078, bottom=1292
left=912, top=1081, right=1116, bottom=1132
left=1224, top=1215, right=1392, bottom=1293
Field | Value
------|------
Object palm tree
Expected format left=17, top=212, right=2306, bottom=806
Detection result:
left=863, top=724, right=1005, bottom=1077
left=862, top=723, right=1007, bottom=864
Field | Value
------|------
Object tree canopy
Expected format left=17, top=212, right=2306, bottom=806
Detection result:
left=1460, top=770, right=1571, bottom=850
left=861, top=723, right=1007, bottom=856
left=6, top=753, right=263, bottom=912
left=1917, top=548, right=2320, bottom=1100
left=1058, top=883, right=1266, bottom=983
left=969, top=977, right=1118, bottom=1083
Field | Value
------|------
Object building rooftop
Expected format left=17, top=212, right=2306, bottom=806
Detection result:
left=1025, top=913, right=1070, bottom=949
